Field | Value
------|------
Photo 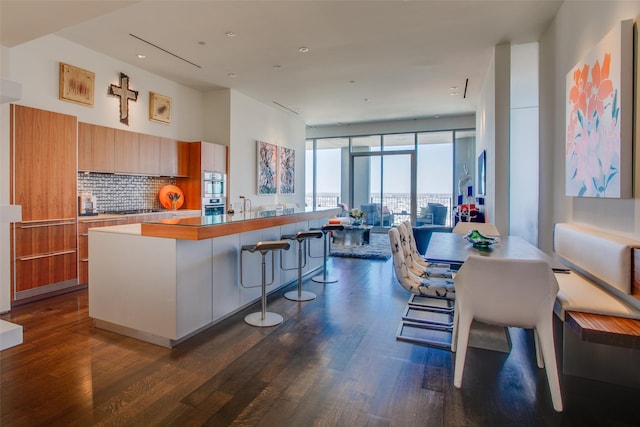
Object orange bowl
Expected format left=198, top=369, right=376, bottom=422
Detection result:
left=158, top=185, right=184, bottom=209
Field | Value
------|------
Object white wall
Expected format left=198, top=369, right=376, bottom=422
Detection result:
left=228, top=90, right=307, bottom=211
left=476, top=50, right=496, bottom=225
left=538, top=1, right=640, bottom=251
left=510, top=43, right=539, bottom=245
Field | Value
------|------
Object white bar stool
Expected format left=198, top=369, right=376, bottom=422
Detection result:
left=311, top=224, right=344, bottom=283
left=281, top=230, right=323, bottom=301
left=240, top=240, right=291, bottom=327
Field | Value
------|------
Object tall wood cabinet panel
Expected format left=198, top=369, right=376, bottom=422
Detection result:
left=10, top=105, right=78, bottom=301
left=78, top=123, right=115, bottom=172
left=176, top=141, right=227, bottom=210
left=114, top=129, right=139, bottom=173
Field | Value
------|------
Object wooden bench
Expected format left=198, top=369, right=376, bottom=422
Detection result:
left=553, top=223, right=640, bottom=388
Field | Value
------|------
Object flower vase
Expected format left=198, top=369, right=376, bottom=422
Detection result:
left=352, top=219, right=362, bottom=226
left=171, top=200, right=178, bottom=211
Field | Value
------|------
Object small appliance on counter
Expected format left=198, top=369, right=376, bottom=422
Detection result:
left=78, top=192, right=98, bottom=216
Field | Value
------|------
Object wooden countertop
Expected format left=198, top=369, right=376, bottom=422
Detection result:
left=140, top=207, right=340, bottom=240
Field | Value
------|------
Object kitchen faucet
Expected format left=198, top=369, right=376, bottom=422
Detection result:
left=239, top=196, right=251, bottom=213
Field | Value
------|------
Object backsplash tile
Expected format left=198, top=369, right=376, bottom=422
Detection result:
left=77, top=173, right=176, bottom=212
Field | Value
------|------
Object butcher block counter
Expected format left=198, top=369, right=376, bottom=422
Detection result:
left=140, top=207, right=341, bottom=240
left=88, top=207, right=339, bottom=347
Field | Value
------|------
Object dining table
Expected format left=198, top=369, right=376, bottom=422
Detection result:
left=424, top=231, right=569, bottom=352
left=425, top=232, right=570, bottom=273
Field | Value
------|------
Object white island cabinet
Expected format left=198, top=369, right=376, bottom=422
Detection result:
left=88, top=208, right=335, bottom=347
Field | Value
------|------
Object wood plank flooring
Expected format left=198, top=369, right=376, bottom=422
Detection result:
left=2, top=256, right=640, bottom=426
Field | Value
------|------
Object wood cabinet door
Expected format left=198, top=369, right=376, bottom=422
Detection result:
left=14, top=221, right=77, bottom=295
left=213, top=143, right=227, bottom=174
left=114, top=129, right=139, bottom=173
left=12, top=105, right=77, bottom=221
left=159, top=137, right=178, bottom=176
left=200, top=141, right=216, bottom=172
left=139, top=133, right=160, bottom=175
left=91, top=125, right=115, bottom=172
left=78, top=122, right=92, bottom=171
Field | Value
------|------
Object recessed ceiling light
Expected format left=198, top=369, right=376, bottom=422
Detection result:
left=450, top=86, right=458, bottom=90
left=228, top=73, right=237, bottom=78
left=198, top=41, right=206, bottom=46
left=450, top=92, right=458, bottom=96
left=137, top=54, right=146, bottom=59
left=273, top=65, right=282, bottom=69
left=298, top=47, right=309, bottom=53
left=363, top=98, right=369, bottom=102
left=225, top=31, right=236, bottom=37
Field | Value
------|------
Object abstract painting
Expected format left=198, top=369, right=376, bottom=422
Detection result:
left=257, top=140, right=277, bottom=194
left=149, top=92, right=171, bottom=124
left=279, top=146, right=295, bottom=194
left=565, top=19, right=633, bottom=198
left=59, top=62, right=94, bottom=106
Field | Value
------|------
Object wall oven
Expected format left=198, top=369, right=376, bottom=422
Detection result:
left=202, top=197, right=225, bottom=216
left=203, top=172, right=225, bottom=198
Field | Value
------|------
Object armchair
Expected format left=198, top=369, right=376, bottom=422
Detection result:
left=359, top=203, right=392, bottom=226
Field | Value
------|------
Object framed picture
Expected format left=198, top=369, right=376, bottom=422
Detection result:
left=565, top=19, right=633, bottom=198
left=257, top=140, right=277, bottom=194
left=279, top=146, right=295, bottom=194
left=149, top=92, right=172, bottom=124
left=59, top=62, right=95, bottom=106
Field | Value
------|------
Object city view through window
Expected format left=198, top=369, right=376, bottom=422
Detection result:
left=305, top=131, right=474, bottom=227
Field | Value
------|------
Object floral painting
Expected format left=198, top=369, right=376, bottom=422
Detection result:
left=565, top=20, right=632, bottom=198
left=279, top=146, right=295, bottom=194
left=257, top=141, right=277, bottom=194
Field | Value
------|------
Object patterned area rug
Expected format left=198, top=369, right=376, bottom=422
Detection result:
left=330, top=232, right=391, bottom=260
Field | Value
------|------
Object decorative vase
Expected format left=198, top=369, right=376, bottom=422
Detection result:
left=352, top=219, right=362, bottom=226
left=171, top=200, right=178, bottom=211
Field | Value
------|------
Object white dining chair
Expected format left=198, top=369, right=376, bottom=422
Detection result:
left=452, top=255, right=563, bottom=412
left=452, top=221, right=500, bottom=236
left=396, top=221, right=453, bottom=279
left=389, top=227, right=455, bottom=348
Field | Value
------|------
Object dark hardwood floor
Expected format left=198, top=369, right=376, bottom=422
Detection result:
left=2, top=256, right=640, bottom=426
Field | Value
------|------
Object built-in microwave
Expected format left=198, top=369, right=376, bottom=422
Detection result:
left=203, top=172, right=225, bottom=198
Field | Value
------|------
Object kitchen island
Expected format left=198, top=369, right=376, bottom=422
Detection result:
left=89, top=207, right=339, bottom=347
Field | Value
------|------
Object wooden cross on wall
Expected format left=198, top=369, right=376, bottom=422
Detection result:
left=108, top=73, right=138, bottom=125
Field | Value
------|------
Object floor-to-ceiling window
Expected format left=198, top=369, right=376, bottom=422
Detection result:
left=306, top=129, right=475, bottom=228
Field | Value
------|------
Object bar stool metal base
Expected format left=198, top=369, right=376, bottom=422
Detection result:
left=311, top=274, right=338, bottom=283
left=244, top=311, right=284, bottom=327
left=284, top=290, right=316, bottom=301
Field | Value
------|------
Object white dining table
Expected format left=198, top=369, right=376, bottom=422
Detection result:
left=425, top=232, right=569, bottom=272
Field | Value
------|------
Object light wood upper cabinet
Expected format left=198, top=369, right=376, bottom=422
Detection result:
left=138, top=133, right=160, bottom=175
left=159, top=137, right=180, bottom=176
left=201, top=141, right=227, bottom=173
left=78, top=123, right=114, bottom=172
left=78, top=122, right=92, bottom=171
left=114, top=129, right=139, bottom=173
left=92, top=125, right=115, bottom=172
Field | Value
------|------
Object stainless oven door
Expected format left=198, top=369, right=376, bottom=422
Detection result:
left=203, top=204, right=225, bottom=216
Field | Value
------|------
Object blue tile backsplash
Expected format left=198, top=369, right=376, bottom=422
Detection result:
left=77, top=173, right=176, bottom=213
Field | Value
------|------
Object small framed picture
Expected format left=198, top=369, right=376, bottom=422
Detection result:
left=149, top=91, right=172, bottom=124
left=59, top=62, right=95, bottom=106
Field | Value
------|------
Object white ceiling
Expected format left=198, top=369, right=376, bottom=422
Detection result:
left=1, top=0, right=563, bottom=127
